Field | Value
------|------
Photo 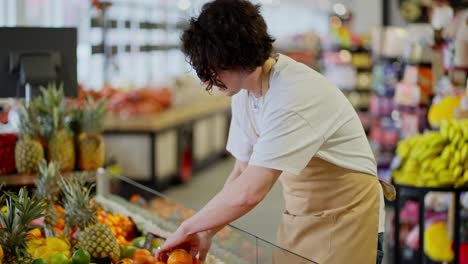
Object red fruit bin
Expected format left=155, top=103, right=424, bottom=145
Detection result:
left=0, top=133, right=18, bottom=174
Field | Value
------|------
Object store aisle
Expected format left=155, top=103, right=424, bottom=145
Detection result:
left=163, top=157, right=284, bottom=244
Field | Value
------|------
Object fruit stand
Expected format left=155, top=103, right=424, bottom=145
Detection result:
left=391, top=119, right=468, bottom=264
left=393, top=184, right=468, bottom=264
left=95, top=172, right=316, bottom=264
left=0, top=165, right=316, bottom=264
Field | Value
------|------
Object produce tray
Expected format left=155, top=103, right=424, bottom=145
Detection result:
left=96, top=194, right=249, bottom=264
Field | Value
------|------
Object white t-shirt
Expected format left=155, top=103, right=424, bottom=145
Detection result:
left=226, top=54, right=385, bottom=232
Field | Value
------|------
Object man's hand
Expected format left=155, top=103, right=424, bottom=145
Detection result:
left=155, top=226, right=214, bottom=262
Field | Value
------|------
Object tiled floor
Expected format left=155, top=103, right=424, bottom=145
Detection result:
left=164, top=157, right=389, bottom=263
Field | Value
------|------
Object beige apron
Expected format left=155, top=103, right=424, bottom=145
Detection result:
left=248, top=57, right=391, bottom=264
left=274, top=158, right=380, bottom=264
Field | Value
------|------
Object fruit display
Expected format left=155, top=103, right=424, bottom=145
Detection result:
left=1, top=158, right=288, bottom=264
left=60, top=174, right=121, bottom=262
left=71, top=97, right=107, bottom=170
left=147, top=198, right=261, bottom=263
left=393, top=119, right=468, bottom=187
left=0, top=188, right=46, bottom=263
left=0, top=133, right=17, bottom=174
left=78, top=84, right=172, bottom=116
left=96, top=209, right=135, bottom=246
left=34, top=160, right=61, bottom=238
left=36, top=84, right=75, bottom=172
left=14, top=103, right=45, bottom=174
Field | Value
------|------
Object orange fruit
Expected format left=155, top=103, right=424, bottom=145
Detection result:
left=117, top=258, right=134, bottom=264
left=133, top=249, right=152, bottom=262
left=167, top=249, right=192, bottom=264
left=28, top=228, right=42, bottom=238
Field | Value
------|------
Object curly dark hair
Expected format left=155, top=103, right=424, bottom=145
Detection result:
left=181, top=0, right=275, bottom=92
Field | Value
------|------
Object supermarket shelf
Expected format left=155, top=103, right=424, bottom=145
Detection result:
left=91, top=44, right=180, bottom=54
left=395, top=183, right=468, bottom=193
left=444, top=66, right=468, bottom=73
left=91, top=18, right=187, bottom=30
left=323, top=45, right=371, bottom=53
left=394, top=184, right=467, bottom=264
left=402, top=59, right=432, bottom=68
left=104, top=96, right=231, bottom=132
left=0, top=171, right=97, bottom=186
left=0, top=174, right=36, bottom=186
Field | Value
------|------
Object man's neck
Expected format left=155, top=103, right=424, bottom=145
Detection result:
left=242, top=66, right=263, bottom=98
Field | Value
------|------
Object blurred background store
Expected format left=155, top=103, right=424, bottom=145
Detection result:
left=0, top=0, right=468, bottom=264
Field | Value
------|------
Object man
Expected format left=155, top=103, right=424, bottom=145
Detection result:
left=157, top=0, right=389, bottom=263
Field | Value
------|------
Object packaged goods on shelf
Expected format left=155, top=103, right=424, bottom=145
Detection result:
left=78, top=84, right=172, bottom=116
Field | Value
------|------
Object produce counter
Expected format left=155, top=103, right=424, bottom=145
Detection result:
left=102, top=95, right=231, bottom=190
left=103, top=96, right=231, bottom=132
left=0, top=165, right=314, bottom=264
left=96, top=172, right=316, bottom=264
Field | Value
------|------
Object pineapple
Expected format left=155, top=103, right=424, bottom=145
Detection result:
left=37, top=83, right=75, bottom=171
left=15, top=103, right=45, bottom=174
left=34, top=160, right=61, bottom=237
left=75, top=97, right=107, bottom=170
left=0, top=188, right=46, bottom=264
left=60, top=174, right=120, bottom=262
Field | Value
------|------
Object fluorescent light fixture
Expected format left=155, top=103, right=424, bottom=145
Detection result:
left=333, top=3, right=347, bottom=16
left=178, top=0, right=191, bottom=10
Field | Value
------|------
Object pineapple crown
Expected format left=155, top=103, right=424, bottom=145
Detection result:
left=73, top=97, right=107, bottom=134
left=0, top=188, right=46, bottom=258
left=60, top=173, right=97, bottom=232
left=0, top=184, right=4, bottom=206
left=16, top=102, right=41, bottom=138
left=36, top=82, right=70, bottom=139
left=34, top=160, right=61, bottom=204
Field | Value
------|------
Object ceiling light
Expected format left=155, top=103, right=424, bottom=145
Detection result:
left=333, top=3, right=347, bottom=16
left=178, top=0, right=191, bottom=10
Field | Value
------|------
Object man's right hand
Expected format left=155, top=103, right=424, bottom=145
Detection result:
left=155, top=230, right=215, bottom=262
left=196, top=231, right=214, bottom=261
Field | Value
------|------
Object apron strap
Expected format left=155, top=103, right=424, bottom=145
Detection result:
left=379, top=179, right=397, bottom=201
left=245, top=57, right=277, bottom=138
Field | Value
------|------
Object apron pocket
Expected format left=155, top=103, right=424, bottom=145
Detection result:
left=278, top=211, right=335, bottom=263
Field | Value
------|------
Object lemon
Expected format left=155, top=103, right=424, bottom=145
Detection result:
left=46, top=237, right=70, bottom=251
left=0, top=245, right=4, bottom=264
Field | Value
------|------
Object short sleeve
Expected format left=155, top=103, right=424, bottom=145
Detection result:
left=249, top=109, right=324, bottom=175
left=226, top=101, right=253, bottom=162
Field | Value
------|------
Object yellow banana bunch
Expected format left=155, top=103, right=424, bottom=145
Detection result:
left=393, top=119, right=468, bottom=188
left=431, top=157, right=447, bottom=173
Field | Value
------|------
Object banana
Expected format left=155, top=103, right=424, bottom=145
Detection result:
left=454, top=178, right=467, bottom=188
left=438, top=175, right=454, bottom=186
left=441, top=147, right=451, bottom=161
left=449, top=126, right=456, bottom=141
left=441, top=120, right=449, bottom=139
left=422, top=171, right=436, bottom=181
left=453, top=165, right=463, bottom=179
left=463, top=170, right=468, bottom=181
left=457, top=137, right=466, bottom=149
left=439, top=170, right=454, bottom=183
left=453, top=132, right=463, bottom=147
left=421, top=160, right=433, bottom=171
left=461, top=144, right=468, bottom=163
left=426, top=180, right=440, bottom=187
left=463, top=126, right=468, bottom=140
left=432, top=158, right=447, bottom=173
left=454, top=151, right=461, bottom=165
